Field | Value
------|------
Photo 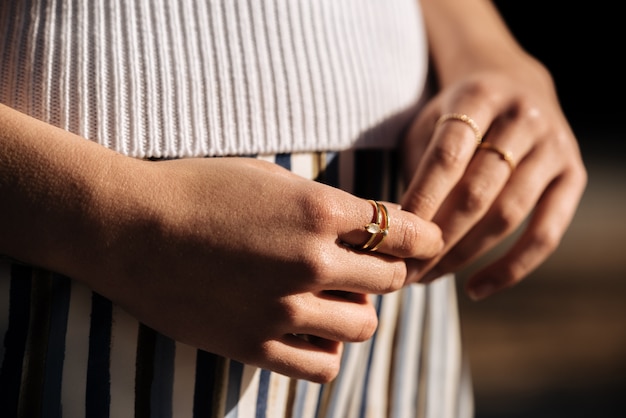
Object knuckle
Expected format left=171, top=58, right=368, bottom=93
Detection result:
left=457, top=180, right=494, bottom=214
left=296, top=248, right=335, bottom=287
left=404, top=189, right=438, bottom=217
left=530, top=227, right=561, bottom=256
left=509, top=97, right=543, bottom=121
left=431, top=141, right=467, bottom=171
left=490, top=203, right=527, bottom=234
left=498, top=264, right=522, bottom=287
left=353, top=307, right=379, bottom=342
left=274, top=295, right=305, bottom=327
left=455, top=77, right=489, bottom=98
left=384, top=265, right=407, bottom=292
left=296, top=189, right=339, bottom=234
left=396, top=220, right=422, bottom=257
left=440, top=248, right=470, bottom=271
left=310, top=360, right=341, bottom=384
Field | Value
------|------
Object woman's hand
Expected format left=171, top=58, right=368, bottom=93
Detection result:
left=84, top=156, right=443, bottom=382
left=0, top=103, right=443, bottom=382
left=401, top=0, right=587, bottom=300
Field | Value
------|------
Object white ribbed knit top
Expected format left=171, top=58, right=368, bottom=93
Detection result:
left=0, top=0, right=428, bottom=158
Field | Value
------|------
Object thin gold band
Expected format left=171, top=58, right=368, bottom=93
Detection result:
left=435, top=113, right=483, bottom=145
left=477, top=142, right=516, bottom=171
left=369, top=202, right=389, bottom=252
left=359, top=200, right=390, bottom=252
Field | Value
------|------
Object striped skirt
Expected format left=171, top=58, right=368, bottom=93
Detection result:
left=0, top=150, right=473, bottom=418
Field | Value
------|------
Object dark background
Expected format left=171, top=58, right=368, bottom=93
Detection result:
left=458, top=2, right=625, bottom=418
left=493, top=1, right=623, bottom=152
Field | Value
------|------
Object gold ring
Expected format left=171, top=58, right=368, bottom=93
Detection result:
left=477, top=142, right=516, bottom=171
left=435, top=113, right=483, bottom=145
left=359, top=200, right=390, bottom=252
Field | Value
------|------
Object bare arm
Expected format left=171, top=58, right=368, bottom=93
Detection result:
left=0, top=103, right=444, bottom=382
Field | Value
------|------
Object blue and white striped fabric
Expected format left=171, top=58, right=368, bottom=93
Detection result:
left=0, top=151, right=472, bottom=418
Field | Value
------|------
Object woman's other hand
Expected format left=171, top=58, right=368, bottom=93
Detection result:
left=401, top=0, right=587, bottom=300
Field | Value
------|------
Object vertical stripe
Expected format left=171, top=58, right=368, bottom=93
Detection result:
left=151, top=333, right=175, bottom=418
left=254, top=369, right=271, bottom=418
left=194, top=350, right=228, bottom=418
left=131, top=324, right=175, bottom=418
left=263, top=372, right=290, bottom=418
left=18, top=269, right=55, bottom=417
left=290, top=153, right=315, bottom=179
left=172, top=342, right=196, bottom=418
left=356, top=295, right=383, bottom=418
left=61, top=282, right=92, bottom=418
left=0, top=265, right=32, bottom=417
left=457, top=356, right=474, bottom=418
left=224, top=360, right=244, bottom=418
left=284, top=378, right=298, bottom=418
left=41, top=274, right=71, bottom=418
left=292, top=379, right=322, bottom=418
left=361, top=292, right=403, bottom=418
left=235, top=365, right=261, bottom=418
left=274, top=153, right=291, bottom=171
left=423, top=276, right=463, bottom=418
left=86, top=292, right=112, bottom=418
left=314, top=152, right=337, bottom=187
left=110, top=305, right=140, bottom=417
left=135, top=324, right=157, bottom=418
left=390, top=285, right=427, bottom=418
left=353, top=150, right=386, bottom=200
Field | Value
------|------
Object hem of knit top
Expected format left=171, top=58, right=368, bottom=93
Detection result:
left=0, top=0, right=428, bottom=158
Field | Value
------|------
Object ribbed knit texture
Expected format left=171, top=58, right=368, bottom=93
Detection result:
left=0, top=0, right=427, bottom=158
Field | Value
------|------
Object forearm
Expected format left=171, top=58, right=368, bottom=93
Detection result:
left=0, top=104, right=125, bottom=276
left=419, top=0, right=532, bottom=86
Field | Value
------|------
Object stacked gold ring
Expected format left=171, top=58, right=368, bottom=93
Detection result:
left=435, top=113, right=483, bottom=145
left=478, top=142, right=516, bottom=172
left=359, top=200, right=390, bottom=252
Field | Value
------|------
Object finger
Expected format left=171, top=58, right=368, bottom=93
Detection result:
left=465, top=166, right=586, bottom=300
left=423, top=146, right=553, bottom=281
left=402, top=109, right=492, bottom=220
left=285, top=291, right=378, bottom=343
left=338, top=199, right=444, bottom=259
left=430, top=114, right=534, bottom=247
left=262, top=337, right=344, bottom=383
left=310, top=246, right=409, bottom=294
left=406, top=113, right=537, bottom=283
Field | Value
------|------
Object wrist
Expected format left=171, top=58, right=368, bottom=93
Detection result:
left=420, top=0, right=527, bottom=85
left=0, top=105, right=146, bottom=283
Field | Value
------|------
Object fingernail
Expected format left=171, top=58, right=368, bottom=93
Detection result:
left=467, top=282, right=495, bottom=301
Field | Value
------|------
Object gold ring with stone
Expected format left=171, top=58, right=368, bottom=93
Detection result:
left=435, top=113, right=483, bottom=145
left=359, top=200, right=390, bottom=252
left=477, top=142, right=516, bottom=172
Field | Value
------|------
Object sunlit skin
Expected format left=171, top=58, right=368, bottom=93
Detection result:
left=0, top=0, right=586, bottom=383
left=402, top=0, right=587, bottom=300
